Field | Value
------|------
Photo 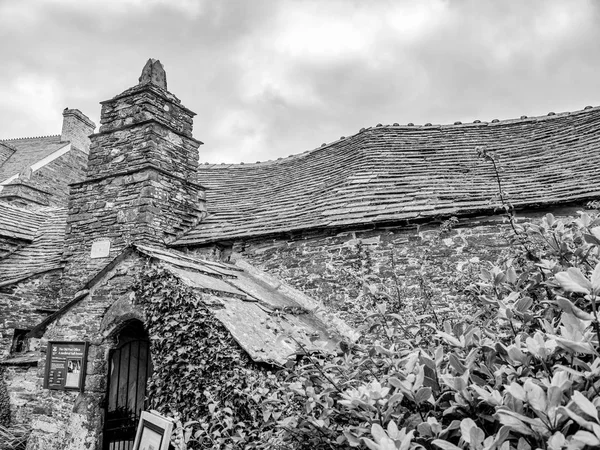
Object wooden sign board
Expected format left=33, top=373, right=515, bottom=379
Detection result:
left=133, top=411, right=174, bottom=450
left=43, top=341, right=88, bottom=391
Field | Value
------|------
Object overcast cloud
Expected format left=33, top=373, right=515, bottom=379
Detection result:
left=0, top=0, right=598, bottom=163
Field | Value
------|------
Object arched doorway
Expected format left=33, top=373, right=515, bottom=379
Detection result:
left=103, top=320, right=152, bottom=450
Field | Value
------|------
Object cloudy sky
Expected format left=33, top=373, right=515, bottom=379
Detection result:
left=0, top=0, right=598, bottom=163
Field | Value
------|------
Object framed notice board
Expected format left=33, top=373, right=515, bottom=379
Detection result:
left=133, top=411, right=174, bottom=450
left=43, top=341, right=89, bottom=391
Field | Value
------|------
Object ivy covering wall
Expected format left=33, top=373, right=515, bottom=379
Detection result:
left=133, top=266, right=281, bottom=448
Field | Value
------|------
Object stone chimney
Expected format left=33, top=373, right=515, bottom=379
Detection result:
left=61, top=108, right=96, bottom=154
left=63, top=59, right=206, bottom=289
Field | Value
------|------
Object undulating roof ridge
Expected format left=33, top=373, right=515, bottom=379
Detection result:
left=175, top=103, right=600, bottom=245
left=199, top=104, right=599, bottom=168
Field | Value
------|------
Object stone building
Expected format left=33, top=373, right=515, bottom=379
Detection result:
left=1, top=59, right=599, bottom=449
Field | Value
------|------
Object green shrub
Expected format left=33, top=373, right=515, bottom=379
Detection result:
left=244, top=210, right=600, bottom=450
left=138, top=208, right=600, bottom=449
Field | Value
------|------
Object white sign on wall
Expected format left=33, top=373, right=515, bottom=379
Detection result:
left=90, top=239, right=111, bottom=259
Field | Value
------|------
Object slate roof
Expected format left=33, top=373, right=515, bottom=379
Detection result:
left=0, top=135, right=67, bottom=183
left=174, top=106, right=600, bottom=245
left=0, top=206, right=66, bottom=284
left=136, top=245, right=343, bottom=365
left=0, top=202, right=47, bottom=241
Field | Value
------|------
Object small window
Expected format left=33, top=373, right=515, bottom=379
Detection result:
left=10, top=329, right=29, bottom=354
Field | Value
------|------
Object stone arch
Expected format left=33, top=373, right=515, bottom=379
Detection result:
left=101, top=317, right=152, bottom=450
left=100, top=296, right=145, bottom=341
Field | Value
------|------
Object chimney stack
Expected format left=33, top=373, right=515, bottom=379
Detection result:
left=61, top=108, right=96, bottom=154
left=62, top=60, right=206, bottom=290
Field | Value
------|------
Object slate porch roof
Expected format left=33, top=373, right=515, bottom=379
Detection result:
left=135, top=245, right=343, bottom=365
left=0, top=135, right=67, bottom=184
left=174, top=106, right=600, bottom=245
left=26, top=244, right=345, bottom=367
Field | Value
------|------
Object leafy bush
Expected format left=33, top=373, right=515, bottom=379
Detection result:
left=242, top=209, right=600, bottom=450
left=137, top=208, right=600, bottom=449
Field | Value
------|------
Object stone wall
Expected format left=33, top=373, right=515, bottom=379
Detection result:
left=63, top=164, right=205, bottom=295
left=3, top=364, right=38, bottom=425
left=189, top=208, right=583, bottom=326
left=26, top=254, right=143, bottom=450
left=0, top=270, right=63, bottom=358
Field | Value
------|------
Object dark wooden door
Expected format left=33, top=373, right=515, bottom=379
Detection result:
left=103, top=322, right=151, bottom=450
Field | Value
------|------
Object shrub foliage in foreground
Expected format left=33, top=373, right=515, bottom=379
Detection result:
left=137, top=210, right=600, bottom=450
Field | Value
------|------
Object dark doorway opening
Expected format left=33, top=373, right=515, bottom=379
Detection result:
left=103, top=320, right=152, bottom=450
